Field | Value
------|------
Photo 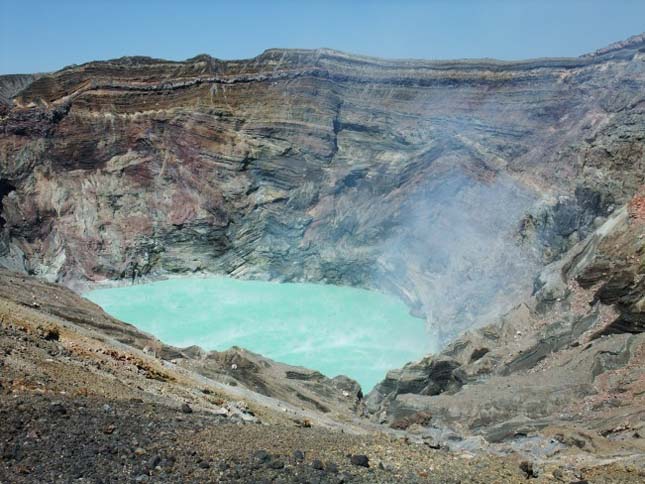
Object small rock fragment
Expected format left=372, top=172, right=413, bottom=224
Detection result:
left=149, top=455, right=162, bottom=468
left=350, top=454, right=369, bottom=467
left=42, top=326, right=60, bottom=341
left=422, top=436, right=441, bottom=449
left=519, top=460, right=538, bottom=478
left=48, top=402, right=67, bottom=415
left=325, top=462, right=338, bottom=473
left=252, top=450, right=270, bottom=463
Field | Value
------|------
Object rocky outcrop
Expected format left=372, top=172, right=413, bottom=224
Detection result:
left=175, top=347, right=365, bottom=416
left=0, top=268, right=159, bottom=350
left=1, top=37, right=644, bottom=341
left=367, top=197, right=644, bottom=457
left=0, top=74, right=39, bottom=109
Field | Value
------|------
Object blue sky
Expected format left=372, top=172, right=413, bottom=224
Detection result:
left=1, top=0, right=644, bottom=74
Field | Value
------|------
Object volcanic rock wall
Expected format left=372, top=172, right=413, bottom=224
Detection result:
left=366, top=198, right=645, bottom=452
left=0, top=74, right=39, bottom=109
left=1, top=36, right=644, bottom=341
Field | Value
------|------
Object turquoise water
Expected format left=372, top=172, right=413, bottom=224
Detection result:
left=84, top=277, right=431, bottom=391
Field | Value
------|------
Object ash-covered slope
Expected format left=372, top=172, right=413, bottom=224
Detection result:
left=5, top=267, right=617, bottom=483
left=1, top=36, right=644, bottom=343
left=0, top=268, right=363, bottom=419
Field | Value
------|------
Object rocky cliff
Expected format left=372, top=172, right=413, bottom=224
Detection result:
left=1, top=35, right=644, bottom=342
left=366, top=198, right=644, bottom=459
left=0, top=74, right=39, bottom=109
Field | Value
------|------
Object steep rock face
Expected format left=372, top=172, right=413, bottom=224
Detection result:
left=1, top=37, right=644, bottom=341
left=0, top=74, right=39, bottom=109
left=367, top=197, right=644, bottom=454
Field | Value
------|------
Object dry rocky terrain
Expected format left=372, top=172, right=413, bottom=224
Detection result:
left=0, top=273, right=642, bottom=483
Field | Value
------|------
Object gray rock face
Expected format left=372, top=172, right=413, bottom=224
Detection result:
left=1, top=37, right=644, bottom=343
left=0, top=74, right=39, bottom=108
left=367, top=205, right=645, bottom=452
left=177, top=346, right=367, bottom=416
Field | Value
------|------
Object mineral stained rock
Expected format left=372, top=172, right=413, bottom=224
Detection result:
left=1, top=35, right=644, bottom=341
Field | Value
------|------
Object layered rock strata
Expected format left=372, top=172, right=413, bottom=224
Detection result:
left=1, top=35, right=644, bottom=340
left=0, top=34, right=644, bottom=479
